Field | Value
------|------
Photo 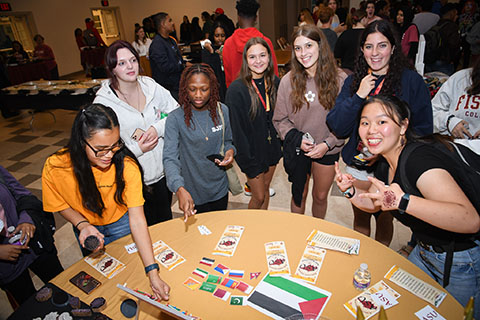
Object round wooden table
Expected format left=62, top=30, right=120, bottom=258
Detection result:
left=51, top=210, right=463, bottom=319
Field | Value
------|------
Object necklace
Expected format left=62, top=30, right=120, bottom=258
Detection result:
left=192, top=112, right=210, bottom=141
left=118, top=82, right=141, bottom=111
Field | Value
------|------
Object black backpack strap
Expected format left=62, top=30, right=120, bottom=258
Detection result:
left=398, top=142, right=423, bottom=195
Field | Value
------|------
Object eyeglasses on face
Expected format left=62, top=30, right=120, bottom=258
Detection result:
left=84, top=139, right=124, bottom=157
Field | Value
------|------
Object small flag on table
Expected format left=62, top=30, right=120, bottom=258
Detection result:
left=250, top=272, right=261, bottom=280
left=207, top=274, right=222, bottom=284
left=200, top=282, right=217, bottom=293
left=221, top=277, right=239, bottom=289
left=214, top=263, right=230, bottom=275
left=200, top=257, right=215, bottom=266
left=192, top=267, right=208, bottom=279
left=213, top=288, right=231, bottom=301
left=229, top=270, right=244, bottom=278
left=236, top=281, right=253, bottom=294
left=230, top=295, right=247, bottom=306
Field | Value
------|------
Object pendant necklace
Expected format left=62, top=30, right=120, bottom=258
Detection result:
left=192, top=112, right=210, bottom=141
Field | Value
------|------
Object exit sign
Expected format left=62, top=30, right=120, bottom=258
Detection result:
left=101, top=0, right=109, bottom=6
left=0, top=3, right=11, bottom=11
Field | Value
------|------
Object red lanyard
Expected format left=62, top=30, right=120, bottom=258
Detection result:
left=251, top=79, right=270, bottom=111
left=370, top=77, right=385, bottom=96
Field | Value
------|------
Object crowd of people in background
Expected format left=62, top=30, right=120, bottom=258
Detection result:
left=1, top=0, right=480, bottom=317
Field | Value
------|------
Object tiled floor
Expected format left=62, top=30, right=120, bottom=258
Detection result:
left=0, top=108, right=412, bottom=319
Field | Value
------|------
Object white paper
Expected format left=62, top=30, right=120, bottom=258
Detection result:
left=370, top=289, right=399, bottom=309
left=124, top=242, right=138, bottom=254
left=414, top=305, right=446, bottom=320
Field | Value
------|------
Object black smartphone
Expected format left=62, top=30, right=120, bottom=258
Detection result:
left=206, top=154, right=223, bottom=163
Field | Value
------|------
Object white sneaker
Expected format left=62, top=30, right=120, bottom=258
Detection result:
left=244, top=184, right=275, bottom=197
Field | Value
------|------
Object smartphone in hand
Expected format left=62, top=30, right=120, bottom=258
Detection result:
left=131, top=128, right=145, bottom=141
left=302, top=132, right=315, bottom=144
left=206, top=154, right=223, bottom=163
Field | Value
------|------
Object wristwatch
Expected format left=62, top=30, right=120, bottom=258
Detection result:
left=145, top=263, right=159, bottom=275
left=343, top=186, right=355, bottom=199
left=398, top=193, right=410, bottom=214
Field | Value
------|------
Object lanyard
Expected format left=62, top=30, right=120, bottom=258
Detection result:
left=251, top=79, right=270, bottom=111
left=370, top=77, right=385, bottom=97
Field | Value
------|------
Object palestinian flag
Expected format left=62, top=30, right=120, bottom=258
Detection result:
left=247, top=273, right=331, bottom=320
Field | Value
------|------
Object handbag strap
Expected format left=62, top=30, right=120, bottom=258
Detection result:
left=217, top=102, right=225, bottom=155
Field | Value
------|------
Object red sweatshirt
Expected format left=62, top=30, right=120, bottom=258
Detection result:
left=223, top=27, right=278, bottom=87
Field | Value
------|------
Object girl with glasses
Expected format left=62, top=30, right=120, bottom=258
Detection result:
left=42, top=104, right=170, bottom=301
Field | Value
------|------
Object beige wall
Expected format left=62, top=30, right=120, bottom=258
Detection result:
left=6, top=0, right=237, bottom=76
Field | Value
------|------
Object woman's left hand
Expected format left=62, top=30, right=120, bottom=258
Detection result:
left=216, top=149, right=234, bottom=166
left=148, top=271, right=170, bottom=301
left=143, top=126, right=158, bottom=142
left=305, top=142, right=328, bottom=159
left=13, top=223, right=36, bottom=246
left=359, top=177, right=405, bottom=211
left=473, top=129, right=480, bottom=139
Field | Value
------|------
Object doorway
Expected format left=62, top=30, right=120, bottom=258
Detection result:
left=90, top=8, right=123, bottom=46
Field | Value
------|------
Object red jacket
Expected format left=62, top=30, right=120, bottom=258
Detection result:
left=223, top=27, right=278, bottom=87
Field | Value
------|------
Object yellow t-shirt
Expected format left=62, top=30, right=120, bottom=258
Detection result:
left=42, top=151, right=144, bottom=226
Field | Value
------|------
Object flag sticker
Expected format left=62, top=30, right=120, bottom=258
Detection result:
left=236, top=281, right=253, bottom=294
left=207, top=274, right=222, bottom=284
left=200, top=257, right=215, bottom=266
left=221, top=277, right=239, bottom=289
left=214, top=263, right=230, bottom=275
left=229, top=270, right=244, bottom=278
left=230, top=295, right=246, bottom=306
left=192, top=268, right=208, bottom=279
left=200, top=282, right=217, bottom=293
left=183, top=277, right=201, bottom=290
left=213, top=288, right=231, bottom=301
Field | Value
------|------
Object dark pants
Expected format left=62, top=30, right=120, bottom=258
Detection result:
left=195, top=193, right=228, bottom=214
left=1, top=250, right=63, bottom=306
left=143, top=177, right=173, bottom=226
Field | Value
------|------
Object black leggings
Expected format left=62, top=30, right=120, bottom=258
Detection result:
left=1, top=250, right=63, bottom=305
left=195, top=194, right=229, bottom=214
left=143, top=177, right=173, bottom=226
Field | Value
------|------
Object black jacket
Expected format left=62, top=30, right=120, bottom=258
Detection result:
left=149, top=34, right=184, bottom=94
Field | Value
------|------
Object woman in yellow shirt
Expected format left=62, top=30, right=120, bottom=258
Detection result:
left=42, top=104, right=170, bottom=300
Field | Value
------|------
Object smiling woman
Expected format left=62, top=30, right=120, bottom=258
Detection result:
left=226, top=37, right=282, bottom=210
left=326, top=20, right=433, bottom=246
left=42, top=104, right=171, bottom=301
left=273, top=24, right=347, bottom=219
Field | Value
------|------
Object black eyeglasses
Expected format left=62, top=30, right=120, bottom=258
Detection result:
left=84, top=139, right=124, bottom=157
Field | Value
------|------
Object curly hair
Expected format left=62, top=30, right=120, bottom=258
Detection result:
left=236, top=0, right=260, bottom=18
left=290, top=24, right=339, bottom=112
left=351, top=20, right=410, bottom=97
left=239, top=37, right=277, bottom=119
left=178, top=63, right=220, bottom=129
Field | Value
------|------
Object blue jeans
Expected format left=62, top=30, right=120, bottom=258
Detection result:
left=74, top=212, right=130, bottom=256
left=408, top=242, right=480, bottom=319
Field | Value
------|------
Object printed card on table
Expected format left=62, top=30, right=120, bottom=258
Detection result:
left=415, top=305, right=446, bottom=320
left=306, top=229, right=360, bottom=255
left=230, top=295, right=247, bottom=306
left=212, top=225, right=244, bottom=256
left=265, top=241, right=291, bottom=276
left=344, top=280, right=400, bottom=320
left=152, top=240, right=186, bottom=271
left=84, top=251, right=126, bottom=279
left=183, top=277, right=201, bottom=290
left=384, top=265, right=447, bottom=307
left=293, top=245, right=326, bottom=283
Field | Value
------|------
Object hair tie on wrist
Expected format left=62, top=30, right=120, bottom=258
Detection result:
left=75, top=220, right=89, bottom=229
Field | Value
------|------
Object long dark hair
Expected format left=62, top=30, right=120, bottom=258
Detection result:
left=395, top=6, right=415, bottom=35
left=178, top=63, right=220, bottom=128
left=351, top=20, right=410, bottom=96
left=290, top=24, right=339, bottom=112
left=467, top=58, right=480, bottom=95
left=56, top=104, right=143, bottom=216
left=208, top=21, right=227, bottom=45
left=134, top=26, right=147, bottom=45
left=105, top=40, right=142, bottom=90
left=239, top=37, right=277, bottom=119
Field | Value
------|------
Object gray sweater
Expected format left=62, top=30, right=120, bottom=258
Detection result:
left=163, top=104, right=236, bottom=205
